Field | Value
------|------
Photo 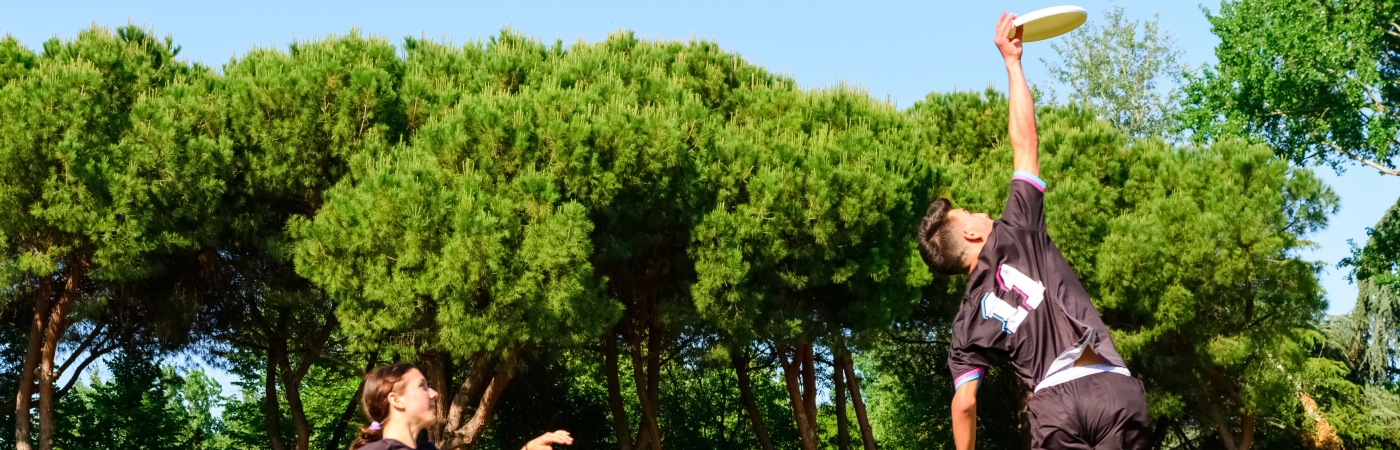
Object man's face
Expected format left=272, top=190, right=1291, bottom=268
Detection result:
left=949, top=208, right=994, bottom=242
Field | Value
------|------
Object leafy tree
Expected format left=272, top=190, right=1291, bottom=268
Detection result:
left=1328, top=197, right=1400, bottom=388
left=1093, top=139, right=1336, bottom=450
left=217, top=31, right=406, bottom=450
left=1044, top=4, right=1188, bottom=140
left=1310, top=317, right=1400, bottom=449
left=181, top=367, right=231, bottom=450
left=291, top=92, right=614, bottom=449
left=1182, top=0, right=1400, bottom=175
left=213, top=387, right=294, bottom=450
left=54, top=349, right=207, bottom=450
left=688, top=81, right=934, bottom=450
left=0, top=26, right=231, bottom=450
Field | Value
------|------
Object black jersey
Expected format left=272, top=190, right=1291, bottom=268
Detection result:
left=357, top=439, right=414, bottom=450
left=948, top=172, right=1126, bottom=392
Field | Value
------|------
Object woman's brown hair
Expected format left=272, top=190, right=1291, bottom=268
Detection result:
left=348, top=363, right=417, bottom=450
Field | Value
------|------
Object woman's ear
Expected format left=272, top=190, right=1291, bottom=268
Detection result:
left=387, top=391, right=402, bottom=411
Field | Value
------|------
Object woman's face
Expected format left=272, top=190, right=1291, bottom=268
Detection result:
left=391, top=368, right=439, bottom=426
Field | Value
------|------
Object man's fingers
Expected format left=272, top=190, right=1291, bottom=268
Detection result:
left=996, top=12, right=1010, bottom=40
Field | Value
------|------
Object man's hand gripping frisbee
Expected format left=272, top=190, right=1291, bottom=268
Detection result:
left=994, top=12, right=1024, bottom=63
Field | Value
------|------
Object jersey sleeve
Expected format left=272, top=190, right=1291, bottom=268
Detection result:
left=948, top=347, right=988, bottom=390
left=1000, top=171, right=1046, bottom=229
left=947, top=306, right=992, bottom=390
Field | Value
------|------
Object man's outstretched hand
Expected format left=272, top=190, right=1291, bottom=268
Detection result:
left=522, top=430, right=573, bottom=450
left=994, top=12, right=1023, bottom=62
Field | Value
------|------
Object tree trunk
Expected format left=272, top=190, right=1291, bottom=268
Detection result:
left=15, top=278, right=51, bottom=450
left=645, top=319, right=663, bottom=450
left=732, top=348, right=776, bottom=450
left=442, top=355, right=518, bottom=450
left=271, top=313, right=313, bottom=450
left=778, top=345, right=818, bottom=450
left=37, top=265, right=83, bottom=450
left=1203, top=397, right=1239, bottom=450
left=1300, top=393, right=1343, bottom=450
left=462, top=370, right=513, bottom=439
left=1238, top=412, right=1255, bottom=450
left=629, top=328, right=663, bottom=450
left=325, top=353, right=378, bottom=450
left=422, top=352, right=454, bottom=446
left=443, top=357, right=490, bottom=435
left=800, top=342, right=817, bottom=436
left=284, top=308, right=339, bottom=450
left=604, top=333, right=635, bottom=450
left=265, top=339, right=288, bottom=450
left=834, top=353, right=851, bottom=450
left=1206, top=368, right=1255, bottom=450
left=282, top=370, right=311, bottom=450
left=841, top=354, right=876, bottom=450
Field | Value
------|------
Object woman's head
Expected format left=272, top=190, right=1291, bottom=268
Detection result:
left=350, top=363, right=440, bottom=449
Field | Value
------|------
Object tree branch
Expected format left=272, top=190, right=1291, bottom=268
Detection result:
left=55, top=321, right=105, bottom=377
left=1320, top=140, right=1400, bottom=176
left=55, top=343, right=119, bottom=399
left=292, top=307, right=339, bottom=381
left=879, top=328, right=948, bottom=345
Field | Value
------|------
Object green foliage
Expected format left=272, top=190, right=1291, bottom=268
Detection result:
left=318, top=372, right=364, bottom=449
left=1345, top=197, right=1400, bottom=284
left=1182, top=0, right=1400, bottom=173
left=213, top=387, right=295, bottom=450
left=476, top=350, right=620, bottom=450
left=1305, top=330, right=1400, bottom=449
left=54, top=349, right=213, bottom=450
left=1092, top=139, right=1336, bottom=445
left=654, top=335, right=799, bottom=449
left=1044, top=4, right=1188, bottom=139
left=223, top=31, right=405, bottom=218
left=1, top=21, right=1391, bottom=450
left=1334, top=197, right=1400, bottom=385
left=292, top=142, right=609, bottom=361
left=0, top=25, right=231, bottom=280
left=689, top=83, right=935, bottom=342
left=861, top=319, right=1026, bottom=450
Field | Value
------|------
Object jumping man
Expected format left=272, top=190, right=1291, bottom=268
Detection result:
left=916, top=13, right=1151, bottom=450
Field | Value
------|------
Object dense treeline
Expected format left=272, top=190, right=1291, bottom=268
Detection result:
left=0, top=14, right=1396, bottom=450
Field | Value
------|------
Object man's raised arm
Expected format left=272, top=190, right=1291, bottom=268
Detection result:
left=995, top=12, right=1040, bottom=178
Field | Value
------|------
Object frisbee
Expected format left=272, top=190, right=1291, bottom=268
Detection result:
left=1009, top=5, right=1088, bottom=42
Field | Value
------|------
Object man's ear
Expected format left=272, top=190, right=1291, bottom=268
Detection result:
left=961, top=226, right=984, bottom=243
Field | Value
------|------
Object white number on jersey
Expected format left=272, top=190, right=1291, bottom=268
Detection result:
left=979, top=264, right=1046, bottom=334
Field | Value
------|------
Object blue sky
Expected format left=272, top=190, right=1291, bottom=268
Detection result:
left=5, top=1, right=1395, bottom=321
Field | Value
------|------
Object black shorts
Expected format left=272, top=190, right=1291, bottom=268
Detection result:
left=1027, top=372, right=1150, bottom=450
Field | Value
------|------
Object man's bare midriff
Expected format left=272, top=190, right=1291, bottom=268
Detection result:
left=1074, top=346, right=1107, bottom=367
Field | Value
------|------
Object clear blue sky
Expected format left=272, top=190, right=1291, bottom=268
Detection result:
left=5, top=1, right=1396, bottom=315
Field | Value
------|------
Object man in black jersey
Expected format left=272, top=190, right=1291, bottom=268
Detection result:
left=914, top=13, right=1150, bottom=450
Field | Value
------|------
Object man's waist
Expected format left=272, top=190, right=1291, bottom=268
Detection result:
left=1034, top=364, right=1131, bottom=392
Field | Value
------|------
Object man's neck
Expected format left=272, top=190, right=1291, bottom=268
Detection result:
left=963, top=242, right=987, bottom=275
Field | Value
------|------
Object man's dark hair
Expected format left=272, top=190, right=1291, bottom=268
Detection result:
left=918, top=198, right=967, bottom=276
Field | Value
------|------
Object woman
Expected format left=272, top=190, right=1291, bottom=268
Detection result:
left=350, top=363, right=573, bottom=450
